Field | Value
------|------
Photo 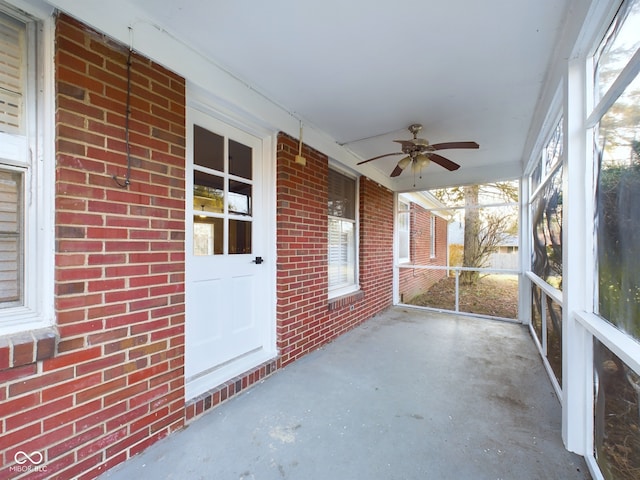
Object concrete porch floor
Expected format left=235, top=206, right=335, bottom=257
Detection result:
left=101, top=308, right=590, bottom=480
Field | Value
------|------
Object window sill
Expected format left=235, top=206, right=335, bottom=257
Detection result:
left=328, top=290, right=364, bottom=311
left=0, top=327, right=58, bottom=371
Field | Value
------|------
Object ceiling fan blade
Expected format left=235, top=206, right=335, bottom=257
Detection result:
left=430, top=153, right=460, bottom=171
left=390, top=164, right=405, bottom=177
left=430, top=141, right=479, bottom=150
left=356, top=152, right=403, bottom=165
left=390, top=156, right=412, bottom=177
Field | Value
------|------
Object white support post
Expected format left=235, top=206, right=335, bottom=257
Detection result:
left=392, top=193, right=400, bottom=305
left=562, top=57, right=592, bottom=455
left=518, top=177, right=530, bottom=325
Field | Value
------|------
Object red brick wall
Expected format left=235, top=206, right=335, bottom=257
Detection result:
left=1, top=13, right=396, bottom=480
left=276, top=134, right=393, bottom=366
left=276, top=134, right=329, bottom=364
left=359, top=177, right=395, bottom=312
left=399, top=204, right=448, bottom=302
left=0, top=14, right=186, bottom=479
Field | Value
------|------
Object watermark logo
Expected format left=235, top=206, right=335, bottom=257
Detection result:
left=14, top=451, right=44, bottom=465
left=10, top=451, right=47, bottom=473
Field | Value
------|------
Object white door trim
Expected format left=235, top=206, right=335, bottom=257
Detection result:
left=185, top=85, right=277, bottom=400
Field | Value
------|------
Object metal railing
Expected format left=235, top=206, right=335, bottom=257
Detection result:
left=398, top=264, right=520, bottom=321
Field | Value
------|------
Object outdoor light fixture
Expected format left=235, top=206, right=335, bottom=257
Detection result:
left=397, top=156, right=412, bottom=170
left=295, top=121, right=306, bottom=166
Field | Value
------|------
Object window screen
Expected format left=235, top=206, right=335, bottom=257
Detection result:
left=328, top=170, right=357, bottom=292
left=0, top=11, right=26, bottom=309
left=0, top=11, right=24, bottom=137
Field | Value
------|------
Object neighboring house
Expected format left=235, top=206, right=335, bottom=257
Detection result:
left=447, top=223, right=519, bottom=270
left=397, top=192, right=450, bottom=303
left=490, top=234, right=519, bottom=270
left=448, top=220, right=465, bottom=246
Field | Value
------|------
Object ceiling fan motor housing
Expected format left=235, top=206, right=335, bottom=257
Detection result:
left=356, top=123, right=478, bottom=175
left=408, top=123, right=423, bottom=136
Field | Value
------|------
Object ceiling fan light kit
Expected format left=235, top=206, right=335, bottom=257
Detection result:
left=411, top=153, right=430, bottom=173
left=397, top=156, right=412, bottom=169
left=356, top=124, right=479, bottom=179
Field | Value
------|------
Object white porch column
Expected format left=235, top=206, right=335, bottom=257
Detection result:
left=562, top=56, right=593, bottom=455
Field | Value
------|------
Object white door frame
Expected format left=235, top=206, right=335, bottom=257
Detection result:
left=185, top=85, right=277, bottom=400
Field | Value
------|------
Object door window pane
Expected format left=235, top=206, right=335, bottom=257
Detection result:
left=229, top=139, right=252, bottom=180
left=229, top=219, right=251, bottom=254
left=194, top=125, right=224, bottom=171
left=229, top=180, right=251, bottom=215
left=194, top=171, right=224, bottom=214
left=192, top=124, right=254, bottom=256
left=193, top=216, right=223, bottom=255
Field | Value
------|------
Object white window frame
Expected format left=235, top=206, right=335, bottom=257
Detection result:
left=397, top=199, right=410, bottom=264
left=0, top=0, right=54, bottom=335
left=578, top=0, right=640, bottom=474
left=328, top=166, right=359, bottom=298
left=523, top=0, right=640, bottom=466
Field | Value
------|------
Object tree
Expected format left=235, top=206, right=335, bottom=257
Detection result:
left=462, top=185, right=481, bottom=284
left=433, top=182, right=519, bottom=285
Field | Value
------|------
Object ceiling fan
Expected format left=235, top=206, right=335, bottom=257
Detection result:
left=357, top=124, right=479, bottom=177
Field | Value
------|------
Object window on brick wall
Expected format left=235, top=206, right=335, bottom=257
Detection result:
left=429, top=215, right=436, bottom=258
left=0, top=2, right=52, bottom=334
left=328, top=169, right=358, bottom=296
left=0, top=10, right=27, bottom=309
left=398, top=200, right=410, bottom=263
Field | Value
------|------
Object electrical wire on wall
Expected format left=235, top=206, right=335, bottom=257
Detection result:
left=112, top=35, right=134, bottom=188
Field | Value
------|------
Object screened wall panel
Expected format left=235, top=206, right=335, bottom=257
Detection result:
left=532, top=165, right=563, bottom=289
left=531, top=284, right=543, bottom=345
left=546, top=301, right=562, bottom=385
left=596, top=73, right=640, bottom=342
left=594, top=339, right=640, bottom=480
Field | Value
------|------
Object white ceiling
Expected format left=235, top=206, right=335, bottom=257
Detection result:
left=56, top=0, right=577, bottom=191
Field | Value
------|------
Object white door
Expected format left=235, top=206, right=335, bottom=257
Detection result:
left=185, top=108, right=273, bottom=399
